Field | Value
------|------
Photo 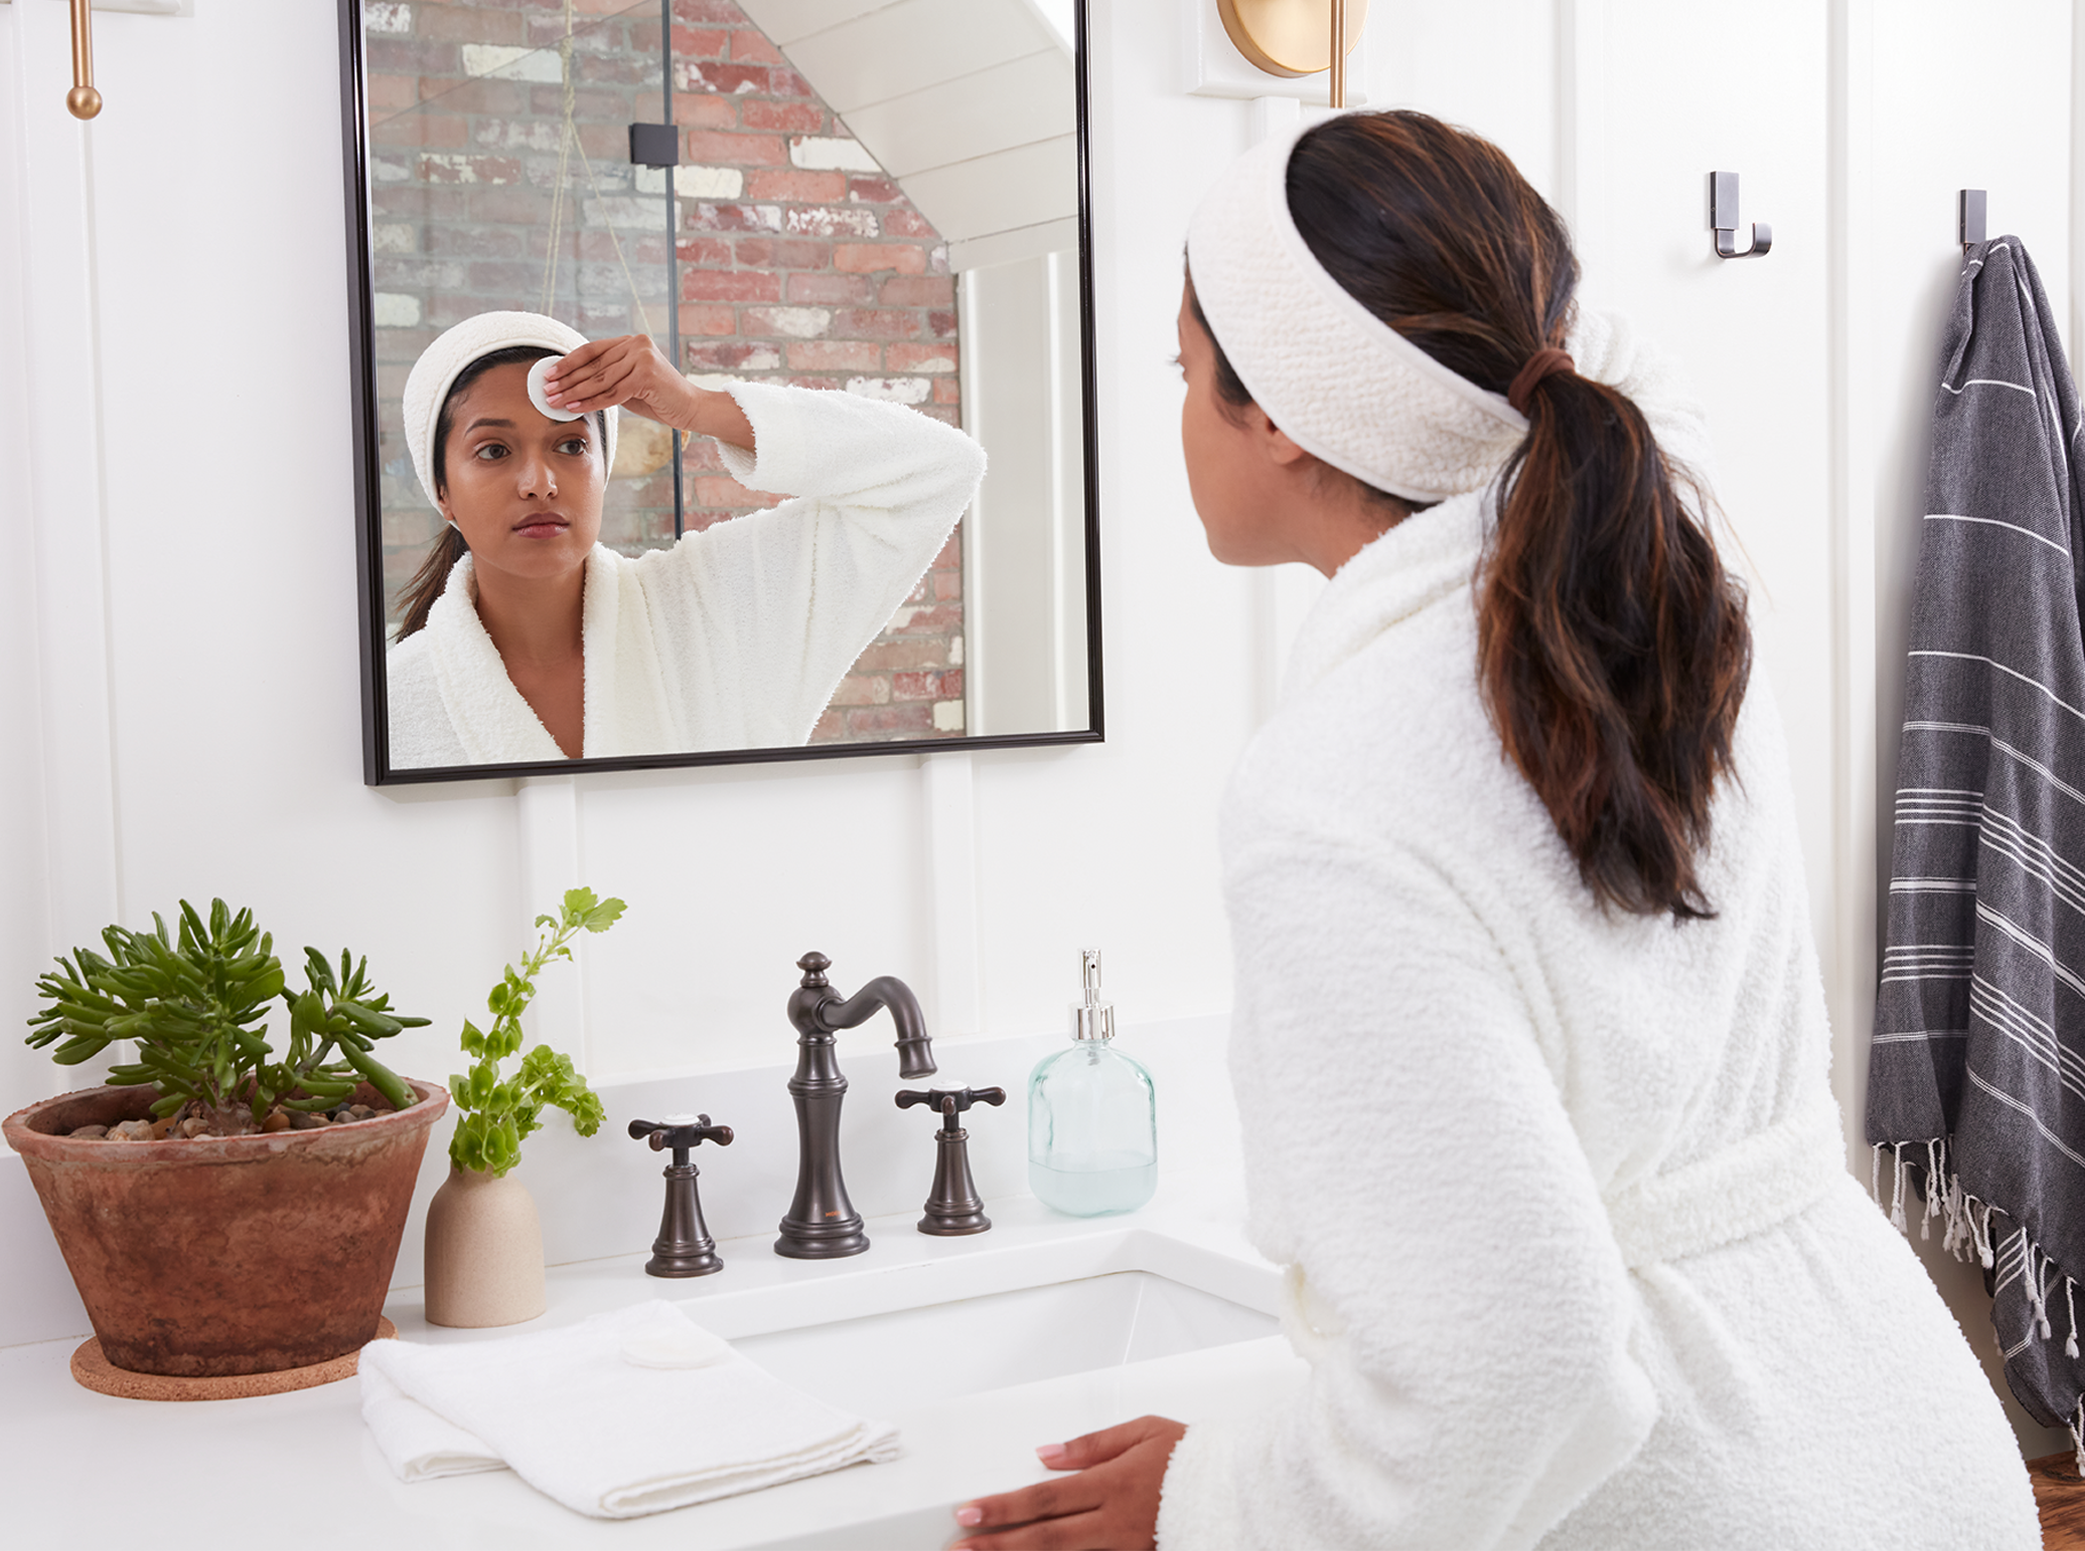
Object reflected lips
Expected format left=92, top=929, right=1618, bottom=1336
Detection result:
left=513, top=512, right=569, bottom=539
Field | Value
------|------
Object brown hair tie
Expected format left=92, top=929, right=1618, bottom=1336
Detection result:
left=1507, top=348, right=1575, bottom=414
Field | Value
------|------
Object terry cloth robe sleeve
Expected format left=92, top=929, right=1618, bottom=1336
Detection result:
left=625, top=381, right=984, bottom=750
left=1867, top=235, right=2085, bottom=1447
left=1155, top=833, right=1656, bottom=1551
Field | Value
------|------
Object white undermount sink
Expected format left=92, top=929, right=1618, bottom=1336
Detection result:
left=727, top=1270, right=1278, bottom=1418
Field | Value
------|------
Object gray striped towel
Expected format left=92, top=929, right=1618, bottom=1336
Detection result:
left=1869, top=235, right=2085, bottom=1454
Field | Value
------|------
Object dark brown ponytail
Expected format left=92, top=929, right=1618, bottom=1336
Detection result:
left=1280, top=111, right=1751, bottom=919
left=393, top=524, right=467, bottom=642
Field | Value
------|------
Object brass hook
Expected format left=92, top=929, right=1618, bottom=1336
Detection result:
left=68, top=0, right=103, bottom=120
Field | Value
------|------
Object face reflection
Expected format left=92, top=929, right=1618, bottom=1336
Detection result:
left=435, top=361, right=604, bottom=584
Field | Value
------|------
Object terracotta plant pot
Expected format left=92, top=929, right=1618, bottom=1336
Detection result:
left=423, top=1164, right=546, bottom=1328
left=3, top=1079, right=448, bottom=1377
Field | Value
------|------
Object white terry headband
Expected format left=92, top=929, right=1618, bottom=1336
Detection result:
left=401, top=309, right=620, bottom=512
left=1185, top=124, right=1529, bottom=505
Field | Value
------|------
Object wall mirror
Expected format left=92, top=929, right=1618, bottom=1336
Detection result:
left=339, top=0, right=1098, bottom=783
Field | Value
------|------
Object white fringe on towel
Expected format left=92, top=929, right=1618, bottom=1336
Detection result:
left=1872, top=1138, right=2085, bottom=1466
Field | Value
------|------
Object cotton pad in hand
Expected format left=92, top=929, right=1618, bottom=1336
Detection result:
left=527, top=356, right=582, bottom=422
left=621, top=1322, right=730, bottom=1370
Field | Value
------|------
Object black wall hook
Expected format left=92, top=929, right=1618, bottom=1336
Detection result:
left=1960, top=189, right=1986, bottom=251
left=1709, top=171, right=1772, bottom=259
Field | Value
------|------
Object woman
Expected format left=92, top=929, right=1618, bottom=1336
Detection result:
left=385, top=310, right=983, bottom=767
left=951, top=114, right=2037, bottom=1548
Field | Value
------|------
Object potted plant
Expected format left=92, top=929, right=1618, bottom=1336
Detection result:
left=423, top=887, right=621, bottom=1328
left=3, top=900, right=447, bottom=1381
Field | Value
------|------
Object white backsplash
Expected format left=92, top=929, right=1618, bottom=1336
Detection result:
left=0, top=1014, right=1239, bottom=1350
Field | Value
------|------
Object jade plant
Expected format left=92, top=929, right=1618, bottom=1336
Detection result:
left=447, top=887, right=622, bottom=1177
left=25, top=898, right=429, bottom=1135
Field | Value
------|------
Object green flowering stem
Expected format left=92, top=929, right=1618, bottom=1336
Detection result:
left=447, top=887, right=622, bottom=1178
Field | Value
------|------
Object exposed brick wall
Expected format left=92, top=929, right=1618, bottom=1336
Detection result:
left=363, top=0, right=966, bottom=745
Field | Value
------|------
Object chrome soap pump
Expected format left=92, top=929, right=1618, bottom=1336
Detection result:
left=1026, top=950, right=1157, bottom=1216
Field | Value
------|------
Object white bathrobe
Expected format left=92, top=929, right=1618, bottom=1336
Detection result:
left=1155, top=322, right=2039, bottom=1548
left=385, top=381, right=983, bottom=767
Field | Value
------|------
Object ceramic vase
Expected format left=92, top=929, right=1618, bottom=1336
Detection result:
left=423, top=1164, right=546, bottom=1328
left=3, top=1081, right=446, bottom=1376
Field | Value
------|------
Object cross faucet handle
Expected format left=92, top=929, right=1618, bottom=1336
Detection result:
left=629, top=1113, right=735, bottom=1153
left=896, top=1085, right=1006, bottom=1129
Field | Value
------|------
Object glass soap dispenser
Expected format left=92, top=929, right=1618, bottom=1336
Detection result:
left=1027, top=950, right=1157, bottom=1216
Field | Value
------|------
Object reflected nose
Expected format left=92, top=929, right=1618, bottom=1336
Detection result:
left=515, top=449, right=558, bottom=499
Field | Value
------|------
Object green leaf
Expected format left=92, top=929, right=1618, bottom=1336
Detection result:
left=333, top=1000, right=403, bottom=1038
left=303, top=946, right=338, bottom=996
left=337, top=1041, right=412, bottom=1112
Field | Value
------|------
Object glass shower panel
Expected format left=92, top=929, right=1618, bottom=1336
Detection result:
left=364, top=2, right=676, bottom=636
left=659, top=10, right=973, bottom=744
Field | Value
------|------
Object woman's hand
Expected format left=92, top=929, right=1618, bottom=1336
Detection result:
left=951, top=1416, right=1187, bottom=1550
left=541, top=336, right=755, bottom=450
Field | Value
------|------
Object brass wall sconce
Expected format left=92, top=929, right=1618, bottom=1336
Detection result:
left=68, top=0, right=103, bottom=119
left=1216, top=0, right=1370, bottom=109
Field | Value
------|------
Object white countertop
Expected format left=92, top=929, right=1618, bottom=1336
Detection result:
left=0, top=1176, right=1306, bottom=1551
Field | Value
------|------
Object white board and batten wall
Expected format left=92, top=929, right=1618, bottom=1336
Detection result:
left=3, top=0, right=2084, bottom=1454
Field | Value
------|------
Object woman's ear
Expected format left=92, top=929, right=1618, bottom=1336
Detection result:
left=1246, top=403, right=1311, bottom=468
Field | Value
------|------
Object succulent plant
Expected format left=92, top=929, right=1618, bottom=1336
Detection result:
left=25, top=899, right=428, bottom=1135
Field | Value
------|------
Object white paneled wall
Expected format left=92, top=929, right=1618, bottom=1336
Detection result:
left=2, top=0, right=2081, bottom=1457
left=0, top=0, right=1260, bottom=1110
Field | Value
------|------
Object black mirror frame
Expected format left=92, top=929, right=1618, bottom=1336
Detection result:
left=337, top=0, right=1104, bottom=786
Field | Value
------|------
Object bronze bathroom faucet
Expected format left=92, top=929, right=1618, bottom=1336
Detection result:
left=775, top=951, right=937, bottom=1259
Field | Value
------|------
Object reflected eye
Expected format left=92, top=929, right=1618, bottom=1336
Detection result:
left=557, top=436, right=591, bottom=457
left=473, top=442, right=508, bottom=461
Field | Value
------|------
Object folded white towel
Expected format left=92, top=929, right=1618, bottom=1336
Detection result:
left=359, top=1301, right=901, bottom=1519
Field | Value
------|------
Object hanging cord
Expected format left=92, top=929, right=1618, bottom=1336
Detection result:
left=535, top=0, right=655, bottom=337
left=2066, top=1277, right=2079, bottom=1360
left=566, top=124, right=655, bottom=336
left=538, top=0, right=577, bottom=314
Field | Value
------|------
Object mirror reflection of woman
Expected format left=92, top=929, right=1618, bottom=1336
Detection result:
left=385, top=311, right=983, bottom=767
